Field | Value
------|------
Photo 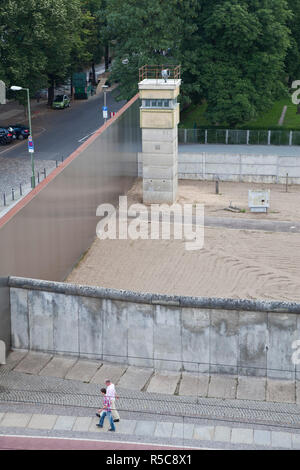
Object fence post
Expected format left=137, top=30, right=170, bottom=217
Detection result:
left=268, top=130, right=271, bottom=145
left=3, top=193, right=6, bottom=206
left=225, top=129, right=229, bottom=145
left=184, top=129, right=187, bottom=144
left=11, top=188, right=14, bottom=201
left=246, top=130, right=250, bottom=145
left=289, top=131, right=293, bottom=146
left=205, top=129, right=207, bottom=144
left=19, top=183, right=22, bottom=196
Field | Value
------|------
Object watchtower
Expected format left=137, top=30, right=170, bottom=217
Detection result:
left=138, top=65, right=181, bottom=204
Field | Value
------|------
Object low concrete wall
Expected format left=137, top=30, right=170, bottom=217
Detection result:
left=9, top=276, right=300, bottom=379
left=0, top=278, right=9, bottom=363
left=138, top=152, right=300, bottom=184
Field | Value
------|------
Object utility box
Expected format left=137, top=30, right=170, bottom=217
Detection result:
left=248, top=189, right=270, bottom=213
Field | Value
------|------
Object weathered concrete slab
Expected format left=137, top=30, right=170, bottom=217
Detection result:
left=65, top=360, right=101, bottom=383
left=208, top=375, right=237, bottom=399
left=214, top=426, right=231, bottom=443
left=1, top=412, right=31, bottom=427
left=181, top=309, right=210, bottom=373
left=172, top=423, right=195, bottom=440
left=73, top=416, right=93, bottom=432
left=271, top=431, right=292, bottom=449
left=295, top=381, right=300, bottom=405
left=10, top=288, right=29, bottom=349
left=210, top=310, right=239, bottom=374
left=179, top=373, right=209, bottom=397
left=193, top=425, right=215, bottom=441
left=5, top=350, right=28, bottom=370
left=266, top=379, right=295, bottom=403
left=91, top=363, right=127, bottom=385
left=238, top=311, right=267, bottom=377
left=154, top=421, right=174, bottom=438
left=237, top=376, right=266, bottom=401
left=146, top=372, right=180, bottom=395
left=254, top=429, right=271, bottom=447
left=13, top=352, right=52, bottom=375
left=28, top=414, right=57, bottom=430
left=292, top=434, right=300, bottom=450
left=39, top=356, right=77, bottom=378
left=117, top=419, right=137, bottom=435
left=53, top=415, right=76, bottom=431
left=153, top=305, right=182, bottom=372
left=231, top=428, right=253, bottom=445
left=135, top=420, right=156, bottom=436
left=117, top=366, right=153, bottom=391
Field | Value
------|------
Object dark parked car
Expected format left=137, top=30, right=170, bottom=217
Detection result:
left=0, top=127, right=14, bottom=145
left=7, top=124, right=30, bottom=140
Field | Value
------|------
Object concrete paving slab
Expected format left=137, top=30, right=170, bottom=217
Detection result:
left=271, top=431, right=292, bottom=449
left=208, top=375, right=237, bottom=399
left=146, top=372, right=180, bottom=395
left=13, top=352, right=52, bottom=375
left=193, top=425, right=215, bottom=441
left=89, top=416, right=109, bottom=432
left=39, top=356, right=78, bottom=379
left=65, top=360, right=101, bottom=383
left=253, top=429, right=271, bottom=447
left=5, top=350, right=28, bottom=370
left=28, top=414, right=58, bottom=430
left=179, top=373, right=209, bottom=397
left=154, top=421, right=174, bottom=438
left=135, top=420, right=156, bottom=436
left=117, top=367, right=153, bottom=391
left=1, top=412, right=32, bottom=427
left=237, top=376, right=266, bottom=401
left=214, top=426, right=231, bottom=443
left=266, top=379, right=295, bottom=403
left=53, top=415, right=76, bottom=431
left=72, top=416, right=93, bottom=432
left=292, top=434, right=300, bottom=450
left=171, top=423, right=195, bottom=440
left=231, top=428, right=253, bottom=445
left=116, top=419, right=137, bottom=435
left=90, top=363, right=127, bottom=385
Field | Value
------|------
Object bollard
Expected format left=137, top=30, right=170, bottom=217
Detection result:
left=286, top=173, right=289, bottom=193
left=56, top=160, right=58, bottom=168
left=43, top=168, right=46, bottom=178
left=37, top=172, right=40, bottom=184
left=20, top=183, right=22, bottom=196
left=12, top=188, right=14, bottom=201
left=215, top=179, right=219, bottom=194
left=61, top=155, right=64, bottom=162
left=3, top=193, right=6, bottom=206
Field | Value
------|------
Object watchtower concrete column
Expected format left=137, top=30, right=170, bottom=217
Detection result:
left=138, top=71, right=181, bottom=204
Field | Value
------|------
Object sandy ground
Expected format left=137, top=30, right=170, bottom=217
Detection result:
left=66, top=179, right=300, bottom=302
left=127, top=179, right=300, bottom=222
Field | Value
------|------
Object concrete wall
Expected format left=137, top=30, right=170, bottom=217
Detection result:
left=9, top=276, right=300, bottom=379
left=0, top=278, right=9, bottom=362
left=138, top=152, right=300, bottom=184
left=0, top=96, right=141, bottom=352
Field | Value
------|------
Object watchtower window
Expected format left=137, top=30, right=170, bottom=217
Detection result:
left=142, top=99, right=176, bottom=109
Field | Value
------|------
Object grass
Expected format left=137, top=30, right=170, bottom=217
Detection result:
left=179, top=96, right=300, bottom=130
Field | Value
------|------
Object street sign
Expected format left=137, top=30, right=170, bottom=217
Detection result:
left=28, top=135, right=34, bottom=153
left=102, top=106, right=108, bottom=119
left=0, top=80, right=6, bottom=105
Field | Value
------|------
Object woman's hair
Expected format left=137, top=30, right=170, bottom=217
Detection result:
left=101, top=388, right=106, bottom=394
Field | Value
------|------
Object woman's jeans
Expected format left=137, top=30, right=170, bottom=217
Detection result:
left=99, top=410, right=115, bottom=431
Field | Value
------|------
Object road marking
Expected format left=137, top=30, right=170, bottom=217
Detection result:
left=78, top=130, right=98, bottom=143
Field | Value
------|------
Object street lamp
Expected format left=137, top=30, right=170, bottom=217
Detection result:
left=102, top=84, right=108, bottom=123
left=10, top=85, right=35, bottom=188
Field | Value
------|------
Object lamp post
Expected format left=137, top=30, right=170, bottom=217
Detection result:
left=102, top=84, right=108, bottom=123
left=10, top=86, right=35, bottom=188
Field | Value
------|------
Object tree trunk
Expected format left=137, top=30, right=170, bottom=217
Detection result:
left=105, top=45, right=109, bottom=71
left=91, top=62, right=96, bottom=86
left=47, top=78, right=55, bottom=107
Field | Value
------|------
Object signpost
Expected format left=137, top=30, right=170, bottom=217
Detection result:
left=102, top=106, right=108, bottom=120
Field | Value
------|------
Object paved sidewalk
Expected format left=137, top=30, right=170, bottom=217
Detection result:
left=1, top=350, right=300, bottom=449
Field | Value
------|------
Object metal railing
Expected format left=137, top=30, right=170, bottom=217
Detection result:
left=139, top=64, right=181, bottom=82
left=179, top=128, right=300, bottom=146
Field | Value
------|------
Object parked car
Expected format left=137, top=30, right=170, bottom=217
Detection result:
left=52, top=94, right=70, bottom=109
left=7, top=124, right=30, bottom=140
left=0, top=127, right=14, bottom=145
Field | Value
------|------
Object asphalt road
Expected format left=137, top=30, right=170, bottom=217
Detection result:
left=0, top=89, right=126, bottom=162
